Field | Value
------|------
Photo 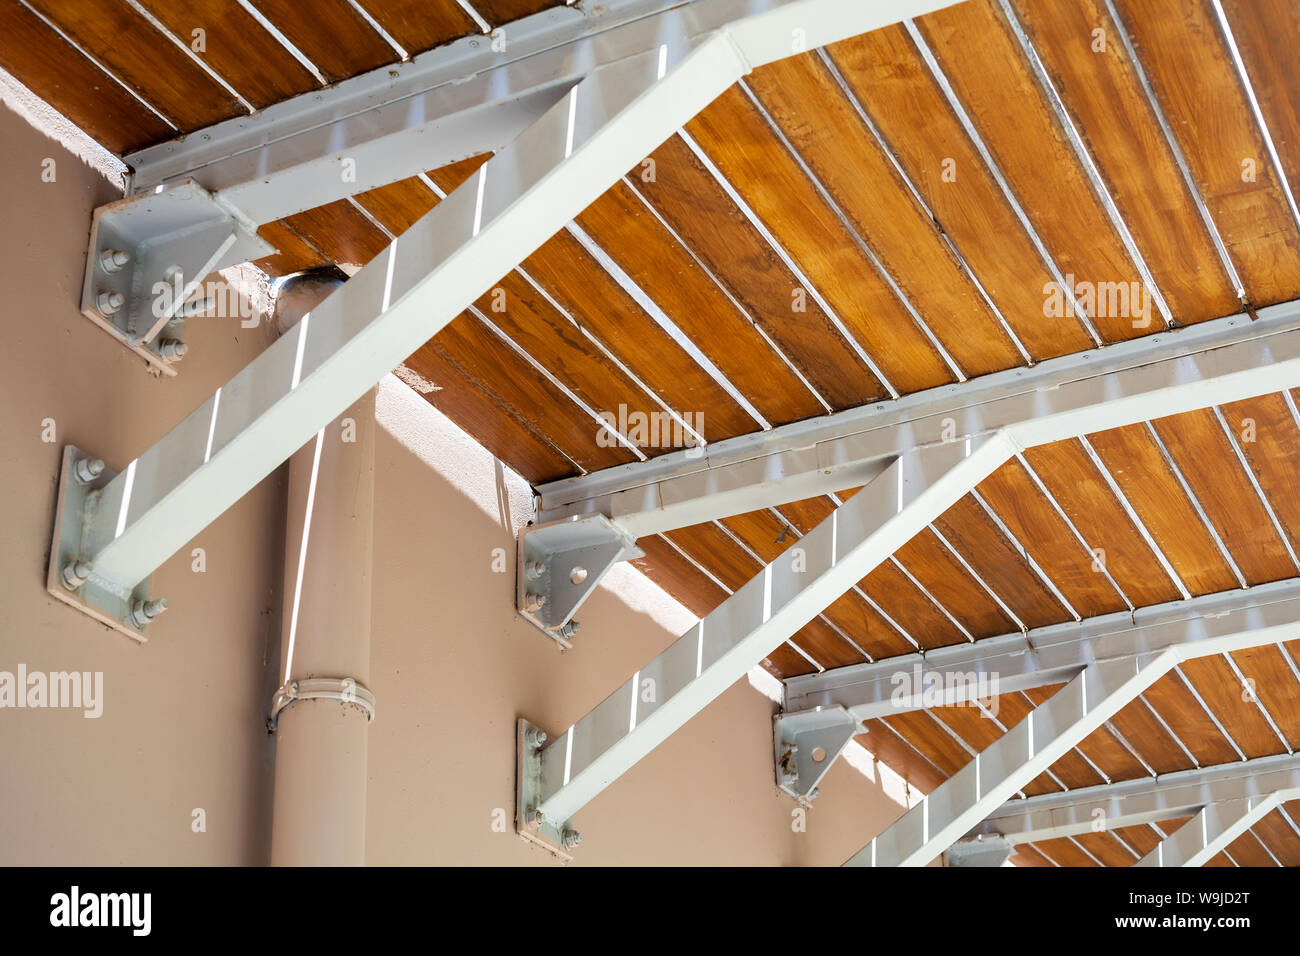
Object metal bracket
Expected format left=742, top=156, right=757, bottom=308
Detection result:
left=268, top=677, right=376, bottom=731
left=46, top=446, right=161, bottom=641
left=774, top=705, right=859, bottom=804
left=80, top=179, right=273, bottom=375
left=515, top=718, right=578, bottom=861
left=944, top=835, right=1013, bottom=867
left=515, top=515, right=642, bottom=644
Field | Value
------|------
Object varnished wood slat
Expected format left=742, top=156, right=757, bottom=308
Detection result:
left=685, top=82, right=962, bottom=391
left=431, top=317, right=636, bottom=472
left=1116, top=818, right=1193, bottom=859
left=353, top=177, right=439, bottom=234
left=521, top=228, right=759, bottom=442
left=859, top=560, right=967, bottom=651
left=1030, top=835, right=1101, bottom=866
left=1073, top=830, right=1139, bottom=866
left=253, top=221, right=328, bottom=277
left=1011, top=0, right=1239, bottom=324
left=953, top=690, right=1059, bottom=796
left=880, top=711, right=973, bottom=778
left=916, top=0, right=1149, bottom=343
left=1249, top=808, right=1300, bottom=865
left=933, top=496, right=1072, bottom=628
left=1220, top=393, right=1300, bottom=554
left=976, top=459, right=1128, bottom=618
left=1085, top=424, right=1239, bottom=595
left=26, top=0, right=244, bottom=132
left=473, top=272, right=691, bottom=457
left=1203, top=850, right=1236, bottom=867
left=745, top=57, right=1025, bottom=376
left=1022, top=439, right=1182, bottom=608
left=1224, top=829, right=1278, bottom=866
left=471, top=0, right=561, bottom=25
left=0, top=4, right=172, bottom=152
left=575, top=180, right=825, bottom=425
left=637, top=134, right=887, bottom=408
left=894, top=528, right=1017, bottom=639
left=1232, top=644, right=1300, bottom=750
left=827, top=26, right=1097, bottom=360
left=1142, top=672, right=1241, bottom=766
left=281, top=200, right=391, bottom=266
left=855, top=727, right=945, bottom=794
left=135, top=0, right=318, bottom=109
left=1107, top=694, right=1197, bottom=775
left=357, top=0, right=476, bottom=56
left=1222, top=0, right=1300, bottom=211
left=630, top=535, right=727, bottom=620
left=1118, top=0, right=1300, bottom=305
left=1176, top=656, right=1285, bottom=760
left=1152, top=407, right=1295, bottom=585
left=247, top=0, right=396, bottom=82
left=402, top=343, right=576, bottom=481
left=426, top=153, right=492, bottom=192
left=1073, top=722, right=1152, bottom=783
left=1009, top=844, right=1055, bottom=867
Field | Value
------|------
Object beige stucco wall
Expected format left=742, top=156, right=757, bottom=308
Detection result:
left=0, top=101, right=905, bottom=866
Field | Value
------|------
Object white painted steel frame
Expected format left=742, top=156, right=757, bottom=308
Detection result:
left=536, top=300, right=1300, bottom=538
left=1135, top=791, right=1300, bottom=867
left=783, top=577, right=1300, bottom=720
left=76, top=0, right=963, bottom=595
left=972, top=752, right=1300, bottom=845
left=844, top=593, right=1300, bottom=866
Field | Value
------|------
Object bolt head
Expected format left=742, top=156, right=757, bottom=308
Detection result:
left=97, top=290, right=125, bottom=315
left=61, top=560, right=92, bottom=591
left=99, top=248, right=131, bottom=273
left=569, top=566, right=588, bottom=585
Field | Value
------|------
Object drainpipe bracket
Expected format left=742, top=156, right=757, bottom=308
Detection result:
left=269, top=677, right=376, bottom=731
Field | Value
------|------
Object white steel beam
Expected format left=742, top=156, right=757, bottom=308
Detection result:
left=974, top=753, right=1300, bottom=845
left=1135, top=793, right=1300, bottom=867
left=57, top=0, right=958, bottom=637
left=534, top=301, right=1300, bottom=537
left=122, top=0, right=959, bottom=225
left=783, top=577, right=1300, bottom=720
left=844, top=607, right=1300, bottom=867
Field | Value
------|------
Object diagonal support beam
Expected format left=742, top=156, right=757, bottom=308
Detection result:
left=844, top=610, right=1300, bottom=866
left=51, top=0, right=958, bottom=638
left=1135, top=792, right=1300, bottom=867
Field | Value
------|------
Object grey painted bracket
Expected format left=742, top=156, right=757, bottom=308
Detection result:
left=515, top=718, right=578, bottom=861
left=80, top=179, right=273, bottom=375
left=516, top=514, right=642, bottom=645
left=944, top=836, right=1013, bottom=867
left=774, top=705, right=859, bottom=803
left=46, top=446, right=161, bottom=641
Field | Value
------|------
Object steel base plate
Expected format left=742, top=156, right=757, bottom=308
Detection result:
left=515, top=718, right=575, bottom=862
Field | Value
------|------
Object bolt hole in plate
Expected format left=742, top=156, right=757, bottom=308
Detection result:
left=811, top=746, right=827, bottom=763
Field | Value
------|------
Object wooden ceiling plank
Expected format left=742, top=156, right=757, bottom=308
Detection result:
left=744, top=56, right=1025, bottom=376
left=356, top=0, right=477, bottom=56
left=975, top=459, right=1129, bottom=618
left=826, top=25, right=1097, bottom=360
left=1221, top=0, right=1300, bottom=213
left=1178, top=655, right=1287, bottom=760
left=471, top=0, right=563, bottom=26
left=520, top=228, right=760, bottom=442
left=1021, top=439, right=1182, bottom=608
left=1029, top=835, right=1102, bottom=866
left=1249, top=808, right=1300, bottom=865
left=1073, top=830, right=1139, bottom=866
left=246, top=0, right=397, bottom=82
left=1085, top=423, right=1239, bottom=595
left=637, top=134, right=888, bottom=409
left=1118, top=0, right=1300, bottom=306
left=1224, top=828, right=1279, bottom=866
left=575, top=180, right=826, bottom=426
left=932, top=495, right=1073, bottom=628
left=353, top=176, right=440, bottom=234
left=1018, top=686, right=1110, bottom=791
left=402, top=343, right=577, bottom=481
left=1072, top=722, right=1154, bottom=783
left=0, top=4, right=172, bottom=152
left=1106, top=693, right=1198, bottom=775
left=915, top=0, right=1149, bottom=344
left=1220, top=393, right=1300, bottom=554
left=253, top=220, right=329, bottom=277
left=25, top=0, right=244, bottom=132
left=1151, top=407, right=1295, bottom=585
left=1230, top=644, right=1300, bottom=750
left=855, top=726, right=945, bottom=794
left=858, top=560, right=968, bottom=651
left=880, top=710, right=974, bottom=778
left=134, top=0, right=318, bottom=109
left=1009, top=843, right=1055, bottom=867
left=894, top=528, right=1018, bottom=639
left=1141, top=671, right=1242, bottom=767
left=1010, top=0, right=1240, bottom=324
left=431, top=318, right=637, bottom=472
left=281, top=200, right=391, bottom=267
